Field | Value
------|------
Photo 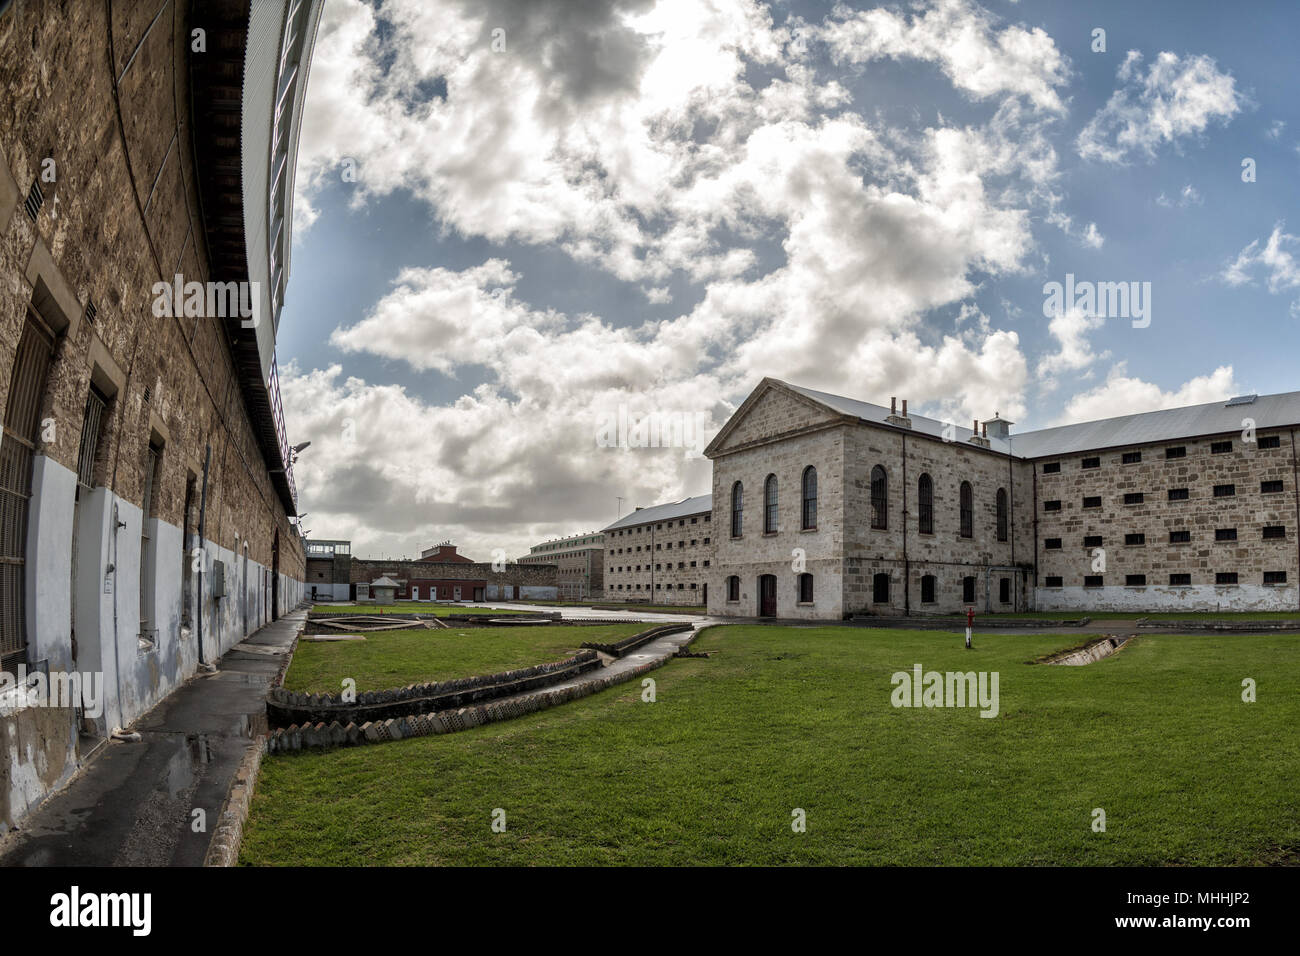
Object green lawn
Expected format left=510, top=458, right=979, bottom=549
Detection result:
left=244, top=624, right=1300, bottom=865
left=310, top=603, right=530, bottom=617
left=284, top=622, right=647, bottom=695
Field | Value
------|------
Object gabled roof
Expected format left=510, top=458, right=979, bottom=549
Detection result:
left=784, top=383, right=1015, bottom=454
left=602, top=494, right=713, bottom=532
left=753, top=380, right=1300, bottom=460
left=370, top=576, right=400, bottom=588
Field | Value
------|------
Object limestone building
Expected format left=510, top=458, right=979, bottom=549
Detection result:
left=0, top=1, right=319, bottom=829
left=705, top=379, right=1300, bottom=620
left=518, top=531, right=604, bottom=599
left=601, top=496, right=713, bottom=604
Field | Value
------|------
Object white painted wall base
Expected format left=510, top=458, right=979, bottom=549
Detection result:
left=1036, top=584, right=1300, bottom=613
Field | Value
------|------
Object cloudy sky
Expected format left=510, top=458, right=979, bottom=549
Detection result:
left=276, top=0, right=1300, bottom=560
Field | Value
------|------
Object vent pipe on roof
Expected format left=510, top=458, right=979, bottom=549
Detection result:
left=890, top=397, right=897, bottom=414
left=901, top=399, right=908, bottom=417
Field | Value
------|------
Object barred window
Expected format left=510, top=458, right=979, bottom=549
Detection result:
left=764, top=474, right=778, bottom=534
left=870, top=465, right=888, bottom=530
left=917, top=473, right=933, bottom=534
left=801, top=466, right=818, bottom=530
left=730, top=481, right=743, bottom=538
left=959, top=482, right=973, bottom=538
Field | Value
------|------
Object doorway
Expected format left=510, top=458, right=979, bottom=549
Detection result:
left=758, top=574, right=777, bottom=618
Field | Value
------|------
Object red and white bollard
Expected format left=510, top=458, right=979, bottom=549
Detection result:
left=965, top=606, right=974, bottom=650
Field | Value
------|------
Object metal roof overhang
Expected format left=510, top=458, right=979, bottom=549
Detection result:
left=188, top=0, right=297, bottom=516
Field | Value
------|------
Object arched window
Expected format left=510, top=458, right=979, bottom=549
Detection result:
left=959, top=481, right=973, bottom=538
left=870, top=465, right=888, bottom=530
left=764, top=474, right=778, bottom=533
left=798, top=573, right=814, bottom=603
left=727, top=576, right=740, bottom=602
left=996, top=487, right=1008, bottom=542
left=731, top=481, right=744, bottom=538
left=918, top=473, right=934, bottom=534
left=872, top=572, right=890, bottom=603
left=801, top=466, right=818, bottom=529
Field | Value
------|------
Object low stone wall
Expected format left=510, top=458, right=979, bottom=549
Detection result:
left=581, top=622, right=693, bottom=657
left=268, top=650, right=603, bottom=726
left=265, top=640, right=694, bottom=755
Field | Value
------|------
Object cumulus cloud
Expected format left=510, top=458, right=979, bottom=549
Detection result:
left=818, top=0, right=1070, bottom=112
left=1155, top=183, right=1202, bottom=208
left=1036, top=307, right=1108, bottom=389
left=1077, top=50, right=1242, bottom=163
left=1055, top=363, right=1239, bottom=424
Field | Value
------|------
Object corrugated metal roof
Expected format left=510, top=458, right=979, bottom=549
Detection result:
left=785, top=383, right=1015, bottom=454
left=602, top=494, right=713, bottom=532
left=783, top=381, right=1300, bottom=459
left=1009, top=391, right=1300, bottom=457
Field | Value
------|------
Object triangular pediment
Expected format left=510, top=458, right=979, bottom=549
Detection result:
left=705, top=378, right=849, bottom=457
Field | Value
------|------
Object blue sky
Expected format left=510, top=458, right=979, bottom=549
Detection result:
left=276, top=0, right=1300, bottom=558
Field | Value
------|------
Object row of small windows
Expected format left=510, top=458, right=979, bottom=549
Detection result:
left=1043, top=481, right=1286, bottom=512
left=612, top=538, right=710, bottom=555
left=1044, top=527, right=1286, bottom=548
left=611, top=516, right=710, bottom=538
left=1040, top=436, right=1282, bottom=473
left=1043, top=572, right=1287, bottom=588
left=610, top=560, right=711, bottom=572
left=612, top=582, right=700, bottom=590
left=723, top=574, right=816, bottom=603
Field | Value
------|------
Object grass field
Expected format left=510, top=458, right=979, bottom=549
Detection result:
left=284, top=622, right=648, bottom=695
left=310, top=603, right=530, bottom=617
left=244, top=624, right=1300, bottom=865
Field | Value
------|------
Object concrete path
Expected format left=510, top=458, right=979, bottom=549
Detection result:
left=0, top=609, right=306, bottom=867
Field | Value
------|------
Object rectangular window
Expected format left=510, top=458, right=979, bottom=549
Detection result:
left=1169, top=573, right=1191, bottom=586
left=1124, top=492, right=1144, bottom=505
left=1215, top=528, right=1237, bottom=542
left=999, top=578, right=1010, bottom=604
left=1044, top=576, right=1063, bottom=588
left=1216, top=572, right=1238, bottom=585
left=1125, top=575, right=1147, bottom=587
left=1122, top=451, right=1141, bottom=464
left=1083, top=535, right=1103, bottom=547
left=1165, top=446, right=1186, bottom=459
left=1262, top=480, right=1284, bottom=494
left=1082, top=457, right=1100, bottom=469
left=1264, top=571, right=1288, bottom=585
left=1041, top=462, right=1060, bottom=474
left=1044, top=537, right=1062, bottom=549
left=1125, top=533, right=1145, bottom=545
left=1263, top=525, right=1286, bottom=540
left=1043, top=500, right=1062, bottom=512
left=1169, top=530, right=1191, bottom=543
left=1083, top=575, right=1103, bottom=588
left=1259, top=435, right=1281, bottom=449
left=1168, top=488, right=1189, bottom=501
left=1211, top=440, right=1232, bottom=454
left=1213, top=484, right=1235, bottom=497
left=1083, top=496, right=1101, bottom=508
left=962, top=576, right=975, bottom=604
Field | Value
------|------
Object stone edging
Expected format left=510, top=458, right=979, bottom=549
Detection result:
left=264, top=625, right=705, bottom=754
left=580, top=622, right=692, bottom=657
left=203, top=740, right=263, bottom=866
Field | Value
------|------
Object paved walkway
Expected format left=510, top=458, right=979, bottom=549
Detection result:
left=0, top=609, right=306, bottom=867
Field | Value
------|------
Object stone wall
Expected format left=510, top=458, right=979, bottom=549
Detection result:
left=603, top=509, right=713, bottom=605
left=1034, top=431, right=1300, bottom=611
left=0, top=0, right=305, bottom=830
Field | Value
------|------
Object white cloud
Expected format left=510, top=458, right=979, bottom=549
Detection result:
left=1036, top=307, right=1108, bottom=388
left=818, top=0, right=1070, bottom=112
left=1221, top=224, right=1300, bottom=293
left=1155, top=183, right=1202, bottom=208
left=1056, top=363, right=1239, bottom=424
left=1077, top=50, right=1242, bottom=163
